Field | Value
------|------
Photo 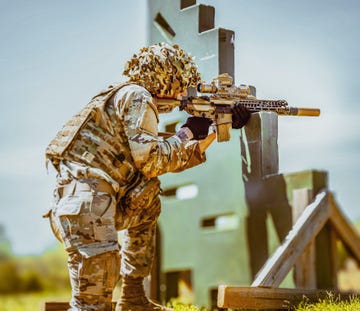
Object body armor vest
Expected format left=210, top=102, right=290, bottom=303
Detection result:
left=46, top=83, right=137, bottom=187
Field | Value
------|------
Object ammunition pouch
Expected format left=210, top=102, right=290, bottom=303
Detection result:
left=43, top=209, right=63, bottom=243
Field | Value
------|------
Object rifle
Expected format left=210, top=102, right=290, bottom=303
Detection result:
left=156, top=73, right=320, bottom=142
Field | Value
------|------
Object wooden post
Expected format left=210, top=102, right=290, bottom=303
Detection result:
left=292, top=188, right=316, bottom=289
left=241, top=112, right=292, bottom=279
left=316, top=221, right=338, bottom=289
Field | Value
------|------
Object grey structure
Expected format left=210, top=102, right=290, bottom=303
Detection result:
left=147, top=0, right=330, bottom=308
left=148, top=0, right=234, bottom=82
left=147, top=0, right=250, bottom=307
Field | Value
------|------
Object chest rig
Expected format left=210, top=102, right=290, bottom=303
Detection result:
left=46, top=83, right=137, bottom=187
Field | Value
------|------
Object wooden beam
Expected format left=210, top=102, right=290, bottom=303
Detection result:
left=292, top=188, right=316, bottom=289
left=252, top=190, right=329, bottom=287
left=43, top=302, right=117, bottom=311
left=43, top=302, right=69, bottom=311
left=217, top=286, right=357, bottom=309
left=329, top=193, right=360, bottom=264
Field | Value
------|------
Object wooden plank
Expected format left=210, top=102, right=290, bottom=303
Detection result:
left=217, top=286, right=357, bottom=309
left=252, top=190, right=329, bottom=287
left=292, top=188, right=316, bottom=289
left=292, top=188, right=313, bottom=221
left=329, top=193, right=360, bottom=264
left=43, top=302, right=117, bottom=311
left=315, top=222, right=338, bottom=289
left=43, top=302, right=69, bottom=311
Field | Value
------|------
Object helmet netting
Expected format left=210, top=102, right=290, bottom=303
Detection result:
left=123, top=43, right=201, bottom=96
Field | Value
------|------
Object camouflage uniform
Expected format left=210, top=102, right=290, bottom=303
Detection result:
left=47, top=82, right=205, bottom=310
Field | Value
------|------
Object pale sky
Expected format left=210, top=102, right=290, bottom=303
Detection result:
left=1, top=0, right=359, bottom=255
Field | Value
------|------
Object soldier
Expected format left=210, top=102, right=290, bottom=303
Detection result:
left=45, top=43, right=250, bottom=311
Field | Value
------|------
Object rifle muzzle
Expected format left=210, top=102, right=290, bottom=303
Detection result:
left=289, top=107, right=321, bottom=117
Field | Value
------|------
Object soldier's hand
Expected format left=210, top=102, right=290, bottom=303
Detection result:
left=231, top=104, right=251, bottom=129
left=181, top=117, right=212, bottom=140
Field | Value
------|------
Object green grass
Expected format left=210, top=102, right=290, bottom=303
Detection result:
left=170, top=297, right=360, bottom=311
left=170, top=297, right=360, bottom=310
left=0, top=290, right=70, bottom=311
left=168, top=300, right=209, bottom=311
left=1, top=292, right=360, bottom=311
left=172, top=305, right=207, bottom=311
left=295, top=294, right=360, bottom=311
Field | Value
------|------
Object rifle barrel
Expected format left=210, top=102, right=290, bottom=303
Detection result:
left=289, top=107, right=321, bottom=117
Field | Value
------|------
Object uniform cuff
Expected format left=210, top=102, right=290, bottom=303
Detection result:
left=175, top=127, right=194, bottom=143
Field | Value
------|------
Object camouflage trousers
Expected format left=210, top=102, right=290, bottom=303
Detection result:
left=50, top=178, right=161, bottom=310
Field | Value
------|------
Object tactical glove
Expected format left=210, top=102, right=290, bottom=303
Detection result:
left=181, top=116, right=212, bottom=140
left=231, top=104, right=251, bottom=129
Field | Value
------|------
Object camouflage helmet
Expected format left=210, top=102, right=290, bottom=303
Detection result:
left=123, top=43, right=201, bottom=97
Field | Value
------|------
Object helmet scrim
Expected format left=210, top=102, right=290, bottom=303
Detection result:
left=123, top=43, right=201, bottom=97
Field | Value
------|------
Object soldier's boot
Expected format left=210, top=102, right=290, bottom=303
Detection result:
left=116, top=276, right=173, bottom=311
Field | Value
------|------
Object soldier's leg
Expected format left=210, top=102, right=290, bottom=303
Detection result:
left=116, top=196, right=171, bottom=311
left=51, top=182, right=120, bottom=310
left=120, top=200, right=159, bottom=279
left=67, top=249, right=120, bottom=310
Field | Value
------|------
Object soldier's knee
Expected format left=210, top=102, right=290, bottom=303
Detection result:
left=147, top=196, right=161, bottom=219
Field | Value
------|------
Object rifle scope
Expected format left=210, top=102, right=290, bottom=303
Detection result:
left=197, top=83, right=217, bottom=94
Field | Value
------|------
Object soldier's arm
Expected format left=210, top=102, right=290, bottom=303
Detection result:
left=114, top=85, right=207, bottom=179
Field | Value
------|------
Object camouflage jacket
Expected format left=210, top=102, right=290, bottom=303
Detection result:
left=46, top=83, right=206, bottom=194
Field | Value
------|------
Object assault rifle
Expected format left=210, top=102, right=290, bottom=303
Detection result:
left=156, top=73, right=320, bottom=142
